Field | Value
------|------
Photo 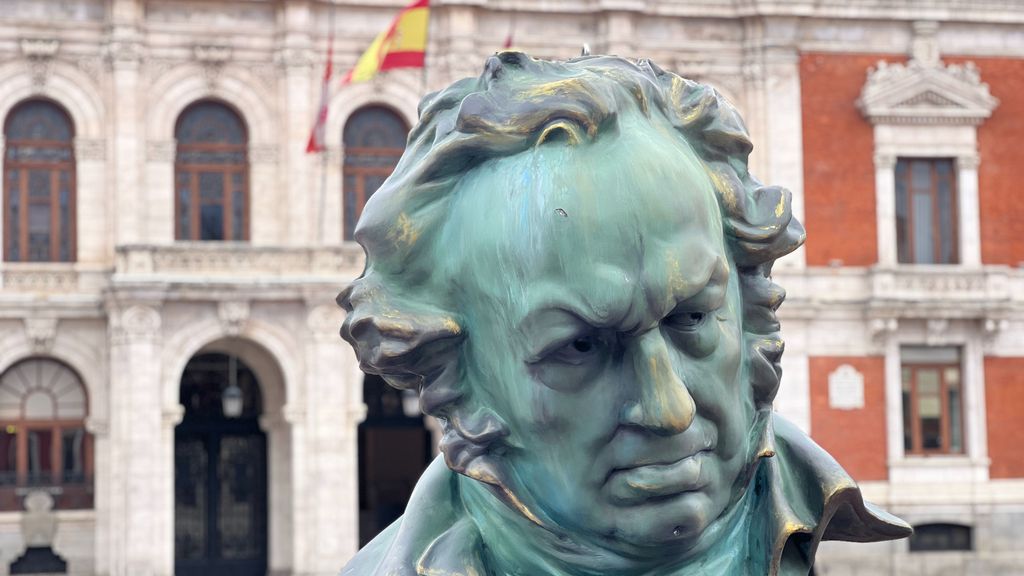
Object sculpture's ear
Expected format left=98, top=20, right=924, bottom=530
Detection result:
left=338, top=280, right=464, bottom=389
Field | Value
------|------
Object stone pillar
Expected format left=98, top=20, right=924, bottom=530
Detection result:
left=106, top=0, right=143, bottom=246
left=742, top=16, right=806, bottom=269
left=304, top=303, right=360, bottom=573
left=72, top=138, right=109, bottom=262
left=957, top=154, right=982, bottom=266
left=874, top=153, right=898, bottom=267
left=279, top=0, right=314, bottom=247
left=107, top=303, right=165, bottom=576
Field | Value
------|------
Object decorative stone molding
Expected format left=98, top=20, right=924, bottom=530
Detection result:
left=23, top=317, right=58, bottom=352
left=858, top=22, right=998, bottom=126
left=869, top=317, right=898, bottom=345
left=115, top=244, right=363, bottom=277
left=249, top=143, right=279, bottom=164
left=958, top=154, right=981, bottom=170
left=983, top=317, right=1010, bottom=345
left=828, top=364, right=865, bottom=410
left=872, top=153, right=897, bottom=170
left=282, top=403, right=307, bottom=425
left=20, top=38, right=59, bottom=88
left=194, top=44, right=232, bottom=89
left=276, top=46, right=314, bottom=70
left=84, top=416, right=109, bottom=436
left=74, top=138, right=106, bottom=161
left=218, top=300, right=250, bottom=336
left=162, top=405, right=185, bottom=427
left=104, top=36, right=143, bottom=69
left=2, top=268, right=78, bottom=291
left=306, top=304, right=342, bottom=338
left=112, top=304, right=161, bottom=343
left=925, top=318, right=951, bottom=346
left=146, top=140, right=176, bottom=163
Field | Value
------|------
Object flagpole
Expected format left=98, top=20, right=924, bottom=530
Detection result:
left=317, top=5, right=337, bottom=246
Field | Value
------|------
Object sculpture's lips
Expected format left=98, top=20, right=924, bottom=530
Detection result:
left=606, top=450, right=710, bottom=504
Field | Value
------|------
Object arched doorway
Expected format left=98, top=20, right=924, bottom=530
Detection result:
left=175, top=352, right=267, bottom=576
left=358, top=374, right=432, bottom=546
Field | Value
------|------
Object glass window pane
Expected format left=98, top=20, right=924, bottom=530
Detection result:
left=896, top=160, right=910, bottom=263
left=199, top=172, right=223, bottom=203
left=4, top=100, right=73, bottom=142
left=936, top=161, right=956, bottom=264
left=62, top=428, right=85, bottom=482
left=218, top=435, right=266, bottom=559
left=177, top=172, right=191, bottom=239
left=0, top=427, right=15, bottom=485
left=27, top=429, right=53, bottom=484
left=175, top=437, right=207, bottom=560
left=949, top=385, right=963, bottom=453
left=917, top=369, right=942, bottom=449
left=231, top=173, right=244, bottom=240
left=912, top=190, right=934, bottom=264
left=28, top=169, right=49, bottom=198
left=200, top=204, right=224, bottom=240
left=59, top=174, right=70, bottom=261
left=6, top=169, right=19, bottom=261
left=28, top=203, right=51, bottom=261
left=175, top=101, right=246, bottom=145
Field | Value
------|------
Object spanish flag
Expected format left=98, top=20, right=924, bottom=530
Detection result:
left=343, top=0, right=429, bottom=84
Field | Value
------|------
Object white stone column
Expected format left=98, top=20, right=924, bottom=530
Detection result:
left=106, top=18, right=143, bottom=246
left=305, top=303, right=360, bottom=573
left=742, top=16, right=806, bottom=268
left=107, top=303, right=166, bottom=576
left=957, top=154, right=982, bottom=266
left=85, top=416, right=112, bottom=576
left=143, top=140, right=176, bottom=243
left=72, top=138, right=109, bottom=262
left=874, top=153, right=898, bottom=267
left=280, top=1, right=315, bottom=247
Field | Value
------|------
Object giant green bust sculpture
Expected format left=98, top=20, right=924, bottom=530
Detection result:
left=339, top=52, right=911, bottom=575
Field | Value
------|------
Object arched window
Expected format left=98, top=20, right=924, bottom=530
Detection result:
left=175, top=101, right=249, bottom=241
left=0, top=358, right=92, bottom=510
left=343, top=106, right=408, bottom=240
left=3, top=99, right=76, bottom=262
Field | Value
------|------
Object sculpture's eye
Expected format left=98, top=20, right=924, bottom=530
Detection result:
left=665, top=311, right=706, bottom=331
left=548, top=334, right=605, bottom=365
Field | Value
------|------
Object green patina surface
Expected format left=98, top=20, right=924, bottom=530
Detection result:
left=339, top=52, right=911, bottom=575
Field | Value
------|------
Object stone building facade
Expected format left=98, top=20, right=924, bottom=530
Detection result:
left=0, top=1, right=1021, bottom=575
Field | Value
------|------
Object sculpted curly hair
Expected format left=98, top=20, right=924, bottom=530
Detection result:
left=338, top=51, right=805, bottom=521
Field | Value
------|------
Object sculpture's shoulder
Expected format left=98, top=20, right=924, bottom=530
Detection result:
left=767, top=414, right=912, bottom=575
left=341, top=456, right=467, bottom=576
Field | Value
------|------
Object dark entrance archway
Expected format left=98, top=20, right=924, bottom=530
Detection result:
left=175, top=353, right=267, bottom=576
left=358, top=374, right=433, bottom=546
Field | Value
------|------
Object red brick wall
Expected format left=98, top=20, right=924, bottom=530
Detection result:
left=985, top=357, right=1024, bottom=479
left=946, top=57, right=1024, bottom=266
left=809, top=356, right=888, bottom=481
left=799, top=53, right=902, bottom=267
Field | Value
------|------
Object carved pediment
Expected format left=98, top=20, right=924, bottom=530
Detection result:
left=858, top=60, right=999, bottom=125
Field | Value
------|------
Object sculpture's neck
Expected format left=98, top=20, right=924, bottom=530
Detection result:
left=457, top=469, right=764, bottom=576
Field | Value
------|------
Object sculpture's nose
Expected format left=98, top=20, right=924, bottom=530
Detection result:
left=621, top=330, right=696, bottom=436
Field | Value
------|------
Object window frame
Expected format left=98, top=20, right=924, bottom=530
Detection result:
left=173, top=100, right=250, bottom=242
left=901, top=358, right=965, bottom=456
left=0, top=358, right=93, bottom=511
left=895, top=157, right=959, bottom=265
left=2, top=99, right=77, bottom=262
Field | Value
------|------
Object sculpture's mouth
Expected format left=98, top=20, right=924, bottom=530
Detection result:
left=605, top=450, right=711, bottom=504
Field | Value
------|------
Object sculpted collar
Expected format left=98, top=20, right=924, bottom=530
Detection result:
left=342, top=415, right=911, bottom=576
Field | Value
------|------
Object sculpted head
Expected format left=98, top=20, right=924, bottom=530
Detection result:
left=339, top=52, right=805, bottom=558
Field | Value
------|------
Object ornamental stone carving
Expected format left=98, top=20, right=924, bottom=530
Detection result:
left=218, top=300, right=250, bottom=336
left=23, top=317, right=58, bottom=352
left=113, top=304, right=161, bottom=342
left=74, top=138, right=106, bottom=161
left=858, top=21, right=998, bottom=126
left=20, top=38, right=59, bottom=87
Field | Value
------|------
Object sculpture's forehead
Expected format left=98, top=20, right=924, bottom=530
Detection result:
left=442, top=122, right=726, bottom=317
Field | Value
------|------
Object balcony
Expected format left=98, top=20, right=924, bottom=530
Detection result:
left=114, top=243, right=365, bottom=284
left=776, top=265, right=1021, bottom=318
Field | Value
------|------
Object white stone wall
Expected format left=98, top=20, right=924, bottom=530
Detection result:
left=0, top=0, right=1021, bottom=575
